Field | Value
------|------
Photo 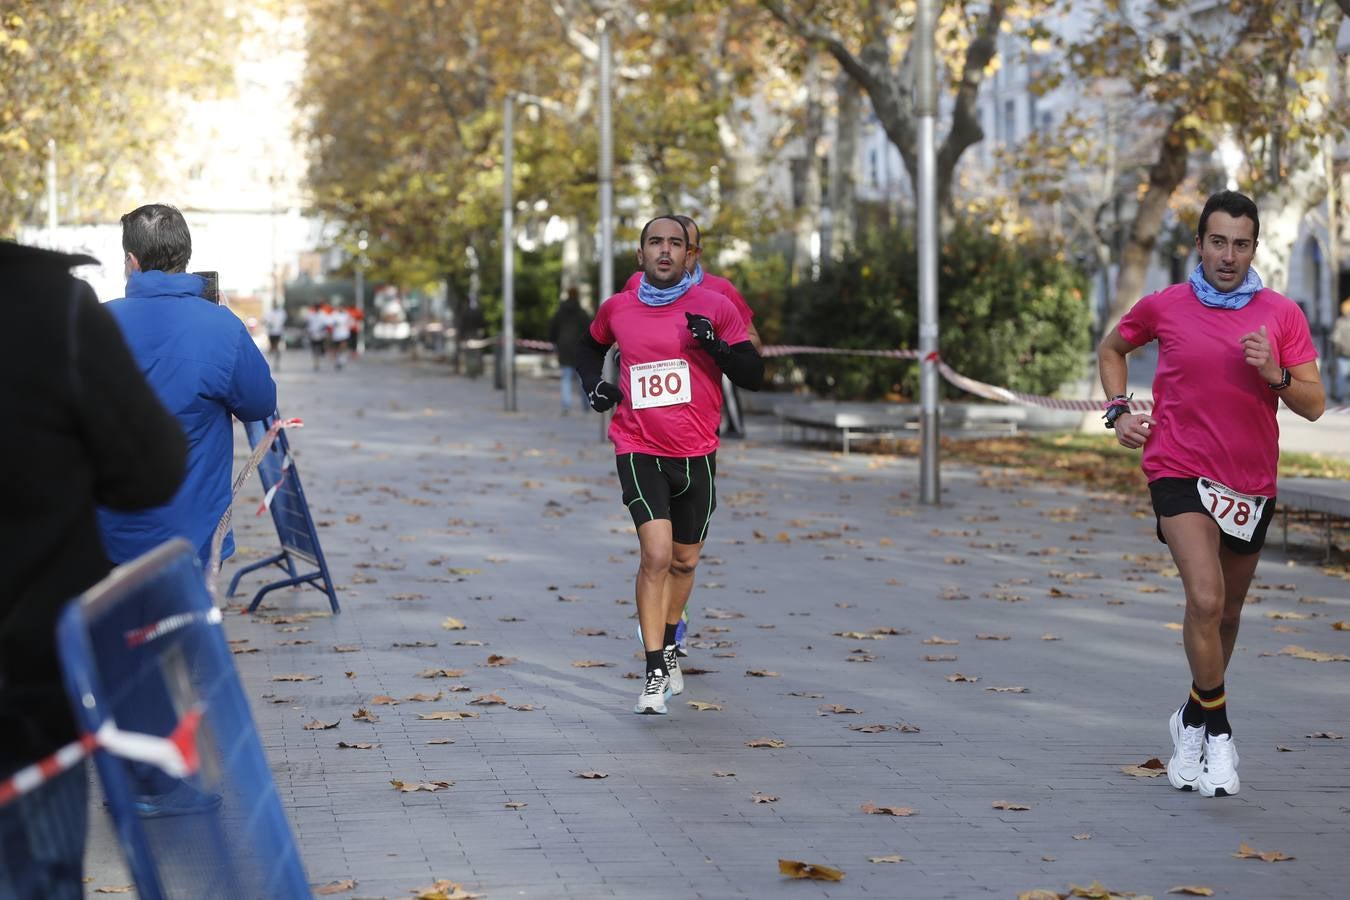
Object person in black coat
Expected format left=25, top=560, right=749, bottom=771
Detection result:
left=548, top=287, right=592, bottom=415
left=0, top=242, right=187, bottom=900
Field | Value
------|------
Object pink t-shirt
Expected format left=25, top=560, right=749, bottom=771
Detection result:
left=590, top=287, right=749, bottom=457
left=623, top=270, right=754, bottom=325
left=1117, top=283, right=1317, bottom=496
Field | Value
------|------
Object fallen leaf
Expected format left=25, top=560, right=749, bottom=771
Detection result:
left=336, top=741, right=378, bottom=750
left=272, top=673, right=319, bottom=682
left=1072, top=833, right=1092, bottom=841
left=680, top=666, right=717, bottom=674
left=426, top=738, right=455, bottom=745
left=504, top=801, right=528, bottom=809
left=369, top=695, right=400, bottom=705
left=687, top=701, right=722, bottom=711
left=746, top=738, right=786, bottom=748
left=751, top=792, right=779, bottom=803
left=1233, top=841, right=1295, bottom=862
left=1307, top=731, right=1343, bottom=739
left=93, top=888, right=134, bottom=895
left=745, top=669, right=780, bottom=677
left=1267, top=610, right=1309, bottom=620
left=303, top=719, right=340, bottom=731
left=485, top=654, right=518, bottom=667
left=389, top=779, right=452, bottom=793
left=509, top=704, right=536, bottom=711
left=571, top=660, right=612, bottom=668
left=1332, top=621, right=1349, bottom=631
left=469, top=693, right=506, bottom=706
left=417, top=667, right=466, bottom=679
left=787, top=691, right=824, bottom=698
left=1279, top=645, right=1350, bottom=662
left=445, top=568, right=481, bottom=576
left=417, top=711, right=479, bottom=721
left=868, top=854, right=905, bottom=864
left=713, top=771, right=736, bottom=777
left=923, top=636, right=959, bottom=645
left=332, top=645, right=361, bottom=653
left=818, top=704, right=862, bottom=715
left=278, top=639, right=313, bottom=646
left=860, top=802, right=915, bottom=816
left=404, top=691, right=443, bottom=702
left=834, top=631, right=886, bottom=640
left=393, top=640, right=438, bottom=648
left=1121, top=758, right=1167, bottom=777
left=986, top=686, right=1030, bottom=693
left=1163, top=622, right=1183, bottom=631
left=1041, top=633, right=1061, bottom=641
left=314, top=879, right=358, bottom=895
left=704, top=608, right=745, bottom=619
left=454, top=640, right=485, bottom=647
left=778, top=859, right=844, bottom=882
left=231, top=646, right=260, bottom=654
left=576, top=771, right=608, bottom=779
left=1017, top=892, right=1062, bottom=900
left=945, top=673, right=980, bottom=683
left=441, top=616, right=467, bottom=630
left=409, top=879, right=480, bottom=900
left=992, top=800, right=1031, bottom=811
left=574, top=628, right=607, bottom=636
left=976, top=633, right=1011, bottom=641
left=1168, top=888, right=1215, bottom=897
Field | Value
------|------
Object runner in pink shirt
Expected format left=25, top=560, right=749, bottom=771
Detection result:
left=576, top=216, right=763, bottom=714
left=1098, top=191, right=1324, bottom=798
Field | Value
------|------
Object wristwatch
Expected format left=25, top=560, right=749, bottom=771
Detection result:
left=1267, top=368, right=1291, bottom=391
left=1104, top=404, right=1130, bottom=429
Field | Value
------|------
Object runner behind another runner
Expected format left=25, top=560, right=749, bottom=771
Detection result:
left=576, top=215, right=764, bottom=714
left=1097, top=190, right=1324, bottom=797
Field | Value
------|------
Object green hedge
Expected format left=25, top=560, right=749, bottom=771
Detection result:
left=779, top=222, right=1091, bottom=401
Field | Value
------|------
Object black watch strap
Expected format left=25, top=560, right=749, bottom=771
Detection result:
left=1267, top=368, right=1291, bottom=391
left=1104, top=404, right=1130, bottom=429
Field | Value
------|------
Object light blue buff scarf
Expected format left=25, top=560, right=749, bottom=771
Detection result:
left=691, top=263, right=705, bottom=286
left=1189, top=264, right=1263, bottom=310
left=637, top=271, right=693, bottom=307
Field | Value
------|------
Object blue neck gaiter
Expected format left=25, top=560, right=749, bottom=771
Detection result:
left=691, top=263, right=705, bottom=286
left=637, top=272, right=693, bottom=307
left=1189, top=264, right=1262, bottom=310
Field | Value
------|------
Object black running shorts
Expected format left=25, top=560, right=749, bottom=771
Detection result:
left=616, top=452, right=717, bottom=545
left=1148, top=477, right=1276, bottom=555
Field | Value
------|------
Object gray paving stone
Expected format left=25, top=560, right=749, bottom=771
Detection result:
left=81, top=355, right=1350, bottom=899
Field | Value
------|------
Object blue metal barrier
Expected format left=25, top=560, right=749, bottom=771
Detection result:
left=228, top=416, right=338, bottom=613
left=57, top=539, right=312, bottom=899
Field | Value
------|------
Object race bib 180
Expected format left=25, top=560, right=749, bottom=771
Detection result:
left=629, top=358, right=692, bottom=410
left=1197, top=477, right=1268, bottom=543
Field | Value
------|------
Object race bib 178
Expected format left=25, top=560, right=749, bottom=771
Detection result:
left=1196, top=477, right=1268, bottom=543
left=629, top=358, right=692, bottom=410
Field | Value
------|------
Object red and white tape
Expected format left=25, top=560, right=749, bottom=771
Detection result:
left=207, top=417, right=304, bottom=596
left=0, top=708, right=203, bottom=808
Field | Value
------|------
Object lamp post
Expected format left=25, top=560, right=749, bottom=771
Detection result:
left=598, top=19, right=614, bottom=442
left=916, top=0, right=940, bottom=505
left=501, top=95, right=517, bottom=412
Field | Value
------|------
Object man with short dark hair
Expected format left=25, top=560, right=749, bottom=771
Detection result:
left=98, top=204, right=276, bottom=571
left=1099, top=190, right=1323, bottom=797
left=0, top=241, right=186, bottom=899
left=578, top=215, right=763, bottom=714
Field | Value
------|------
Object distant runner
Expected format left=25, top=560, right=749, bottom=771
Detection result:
left=1098, top=190, right=1324, bottom=797
left=578, top=215, right=764, bottom=714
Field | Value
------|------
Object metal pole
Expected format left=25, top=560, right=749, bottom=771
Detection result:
left=46, top=139, right=57, bottom=241
left=916, top=0, right=940, bottom=504
left=502, top=95, right=517, bottom=412
left=598, top=21, right=615, bottom=440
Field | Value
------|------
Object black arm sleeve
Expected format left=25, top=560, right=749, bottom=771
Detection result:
left=713, top=341, right=764, bottom=392
left=575, top=332, right=611, bottom=394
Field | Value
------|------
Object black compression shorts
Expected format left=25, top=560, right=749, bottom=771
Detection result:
left=616, top=451, right=717, bottom=545
left=1149, top=476, right=1276, bottom=555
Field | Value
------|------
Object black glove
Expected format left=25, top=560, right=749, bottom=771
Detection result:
left=685, top=312, right=727, bottom=355
left=587, top=380, right=623, bottom=412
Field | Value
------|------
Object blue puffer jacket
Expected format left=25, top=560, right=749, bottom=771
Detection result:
left=97, top=270, right=276, bottom=568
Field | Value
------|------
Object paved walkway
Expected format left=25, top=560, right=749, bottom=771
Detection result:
left=88, top=354, right=1349, bottom=899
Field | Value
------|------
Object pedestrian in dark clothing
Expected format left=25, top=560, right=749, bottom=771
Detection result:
left=0, top=242, right=187, bottom=900
left=548, top=287, right=591, bottom=415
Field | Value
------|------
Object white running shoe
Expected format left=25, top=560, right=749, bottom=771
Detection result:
left=633, top=671, right=671, bottom=715
left=1167, top=707, right=1205, bottom=792
left=663, top=645, right=684, bottom=696
left=1198, top=732, right=1240, bottom=797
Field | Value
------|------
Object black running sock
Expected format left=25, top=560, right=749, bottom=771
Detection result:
left=663, top=623, right=679, bottom=648
left=1181, top=682, right=1207, bottom=728
left=1196, top=682, right=1231, bottom=737
left=644, top=649, right=667, bottom=676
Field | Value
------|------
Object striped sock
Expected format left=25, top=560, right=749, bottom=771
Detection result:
left=1193, top=683, right=1230, bottom=737
left=1181, top=683, right=1206, bottom=728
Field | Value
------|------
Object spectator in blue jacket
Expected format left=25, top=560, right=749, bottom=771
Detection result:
left=97, top=204, right=277, bottom=570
